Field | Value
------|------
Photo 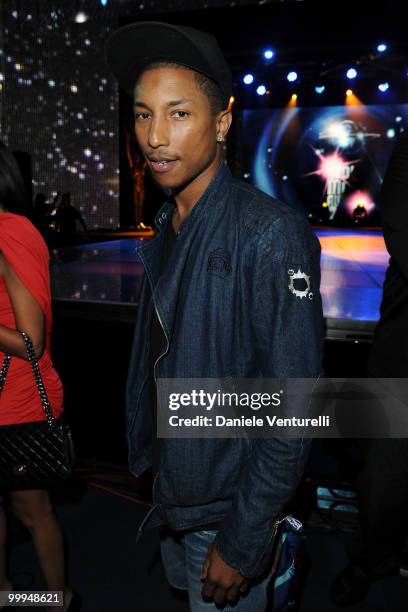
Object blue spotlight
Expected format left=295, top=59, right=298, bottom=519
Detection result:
left=264, top=49, right=274, bottom=60
left=315, top=85, right=325, bottom=94
left=100, top=0, right=108, bottom=5
left=377, top=43, right=387, bottom=53
left=287, top=71, right=298, bottom=82
left=256, top=85, right=267, bottom=96
left=346, top=68, right=357, bottom=79
left=243, top=73, right=254, bottom=85
left=378, top=82, right=389, bottom=92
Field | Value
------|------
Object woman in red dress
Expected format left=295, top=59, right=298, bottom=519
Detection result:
left=0, top=143, right=77, bottom=611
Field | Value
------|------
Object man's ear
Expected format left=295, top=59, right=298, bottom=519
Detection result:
left=217, top=110, right=233, bottom=141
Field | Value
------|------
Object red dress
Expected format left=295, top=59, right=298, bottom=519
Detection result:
left=0, top=213, right=64, bottom=425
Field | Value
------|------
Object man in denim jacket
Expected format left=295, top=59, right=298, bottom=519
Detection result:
left=106, top=22, right=324, bottom=610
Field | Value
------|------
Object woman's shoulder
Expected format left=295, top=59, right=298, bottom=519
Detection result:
left=0, top=212, right=47, bottom=249
left=0, top=211, right=36, bottom=229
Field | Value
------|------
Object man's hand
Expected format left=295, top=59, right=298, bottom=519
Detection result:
left=200, top=543, right=250, bottom=606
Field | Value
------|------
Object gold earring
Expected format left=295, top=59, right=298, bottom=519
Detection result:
left=217, top=136, right=224, bottom=143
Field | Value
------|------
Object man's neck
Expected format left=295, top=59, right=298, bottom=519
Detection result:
left=172, top=156, right=222, bottom=226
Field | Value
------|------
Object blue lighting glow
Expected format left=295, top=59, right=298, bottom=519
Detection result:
left=264, top=49, right=274, bottom=60
left=287, top=71, right=298, bottom=83
left=100, top=0, right=108, bottom=5
left=256, top=85, right=267, bottom=96
left=377, top=43, right=387, bottom=53
left=346, top=68, right=357, bottom=80
left=315, top=85, right=325, bottom=94
left=378, top=82, right=389, bottom=92
left=243, top=73, right=254, bottom=85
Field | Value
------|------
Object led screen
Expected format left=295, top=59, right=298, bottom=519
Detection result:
left=241, top=105, right=408, bottom=225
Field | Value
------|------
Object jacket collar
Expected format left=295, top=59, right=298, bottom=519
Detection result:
left=153, top=160, right=232, bottom=236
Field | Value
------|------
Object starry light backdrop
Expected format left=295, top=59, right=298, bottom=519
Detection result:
left=0, top=0, right=274, bottom=229
left=0, top=2, right=119, bottom=229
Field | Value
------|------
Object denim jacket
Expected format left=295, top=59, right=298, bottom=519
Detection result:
left=126, top=161, right=324, bottom=579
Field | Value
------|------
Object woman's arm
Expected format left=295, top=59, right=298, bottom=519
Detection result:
left=0, top=251, right=45, bottom=360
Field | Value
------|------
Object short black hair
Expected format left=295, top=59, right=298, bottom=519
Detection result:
left=0, top=141, right=30, bottom=216
left=137, top=61, right=225, bottom=116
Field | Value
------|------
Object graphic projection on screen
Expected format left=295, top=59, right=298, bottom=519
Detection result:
left=242, top=105, right=408, bottom=225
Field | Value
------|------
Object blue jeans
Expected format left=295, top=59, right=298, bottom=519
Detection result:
left=160, top=529, right=273, bottom=611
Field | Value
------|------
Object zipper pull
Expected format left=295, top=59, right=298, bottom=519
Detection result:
left=136, top=503, right=160, bottom=543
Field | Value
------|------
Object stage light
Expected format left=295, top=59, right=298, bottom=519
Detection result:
left=256, top=85, right=266, bottom=96
left=264, top=49, right=274, bottom=60
left=288, top=93, right=298, bottom=107
left=326, top=122, right=352, bottom=148
left=387, top=128, right=395, bottom=138
left=322, top=202, right=328, bottom=208
left=345, top=90, right=363, bottom=106
left=346, top=68, right=357, bottom=80
left=287, top=71, right=298, bottom=82
left=243, top=73, right=254, bottom=85
left=377, top=43, right=387, bottom=52
left=378, top=82, right=389, bottom=92
left=75, top=11, right=89, bottom=23
left=100, top=0, right=108, bottom=5
left=315, top=85, right=325, bottom=94
left=345, top=190, right=375, bottom=217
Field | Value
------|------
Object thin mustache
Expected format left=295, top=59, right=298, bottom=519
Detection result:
left=146, top=154, right=179, bottom=162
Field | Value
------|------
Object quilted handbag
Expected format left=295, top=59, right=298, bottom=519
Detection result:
left=0, top=331, right=75, bottom=492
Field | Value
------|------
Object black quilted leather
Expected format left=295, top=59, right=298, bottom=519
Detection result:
left=0, top=419, right=75, bottom=491
left=0, top=331, right=76, bottom=492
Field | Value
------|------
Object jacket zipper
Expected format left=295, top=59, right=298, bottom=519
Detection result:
left=135, top=305, right=168, bottom=544
left=151, top=297, right=169, bottom=513
left=153, top=298, right=170, bottom=387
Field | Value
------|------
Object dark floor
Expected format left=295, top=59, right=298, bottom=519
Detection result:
left=5, top=472, right=408, bottom=612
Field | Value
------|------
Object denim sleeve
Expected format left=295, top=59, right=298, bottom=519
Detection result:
left=213, top=217, right=324, bottom=579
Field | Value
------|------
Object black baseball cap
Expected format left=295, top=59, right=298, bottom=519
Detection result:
left=105, top=21, right=233, bottom=109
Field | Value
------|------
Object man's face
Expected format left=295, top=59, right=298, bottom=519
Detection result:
left=133, top=66, right=220, bottom=193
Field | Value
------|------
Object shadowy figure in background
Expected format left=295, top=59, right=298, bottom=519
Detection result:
left=331, top=133, right=408, bottom=606
left=55, top=192, right=87, bottom=246
left=49, top=191, right=63, bottom=217
left=32, top=192, right=52, bottom=238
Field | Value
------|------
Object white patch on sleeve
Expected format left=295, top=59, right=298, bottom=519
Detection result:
left=288, top=268, right=313, bottom=300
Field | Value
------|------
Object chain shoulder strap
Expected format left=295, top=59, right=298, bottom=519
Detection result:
left=0, top=354, right=12, bottom=393
left=0, top=332, right=54, bottom=426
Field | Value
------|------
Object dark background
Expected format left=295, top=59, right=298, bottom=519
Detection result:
left=2, top=1, right=408, bottom=229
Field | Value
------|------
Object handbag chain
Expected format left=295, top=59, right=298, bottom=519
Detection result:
left=0, top=331, right=55, bottom=427
left=0, top=354, right=11, bottom=392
